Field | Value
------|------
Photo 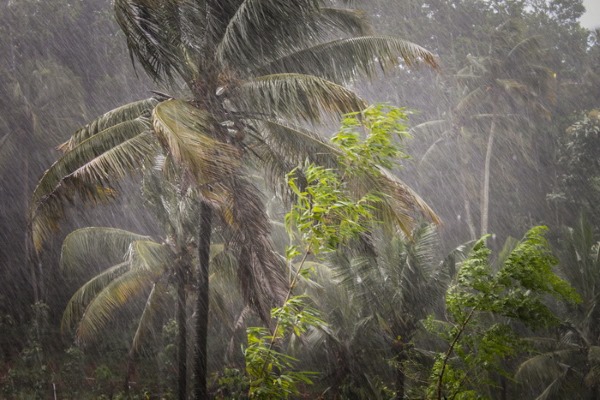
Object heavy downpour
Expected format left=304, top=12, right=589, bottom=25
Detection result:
left=1, top=0, right=599, bottom=399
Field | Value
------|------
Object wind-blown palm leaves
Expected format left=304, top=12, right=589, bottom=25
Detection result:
left=31, top=0, right=439, bottom=301
left=296, top=223, right=457, bottom=398
left=30, top=1, right=439, bottom=396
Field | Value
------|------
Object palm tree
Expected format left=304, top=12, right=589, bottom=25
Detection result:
left=298, top=224, right=464, bottom=398
left=30, top=1, right=439, bottom=397
left=453, top=19, right=555, bottom=235
left=60, top=172, right=201, bottom=399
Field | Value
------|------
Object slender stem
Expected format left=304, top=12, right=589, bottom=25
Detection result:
left=436, top=309, right=475, bottom=400
left=258, top=244, right=312, bottom=377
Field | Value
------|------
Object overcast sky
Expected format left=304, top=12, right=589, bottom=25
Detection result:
left=582, top=0, right=600, bottom=29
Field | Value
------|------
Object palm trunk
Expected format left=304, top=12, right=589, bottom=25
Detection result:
left=178, top=264, right=188, bottom=400
left=393, top=340, right=407, bottom=400
left=194, top=202, right=212, bottom=399
left=480, top=114, right=497, bottom=235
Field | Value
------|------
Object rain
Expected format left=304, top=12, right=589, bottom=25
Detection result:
left=0, top=0, right=599, bottom=399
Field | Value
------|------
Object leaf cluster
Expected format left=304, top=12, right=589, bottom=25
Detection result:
left=429, top=226, right=581, bottom=399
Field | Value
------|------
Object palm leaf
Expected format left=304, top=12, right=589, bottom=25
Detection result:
left=248, top=117, right=339, bottom=166
left=113, top=0, right=189, bottom=81
left=130, top=282, right=171, bottom=353
left=61, top=261, right=131, bottom=334
left=215, top=0, right=322, bottom=67
left=61, top=227, right=153, bottom=272
left=371, top=167, right=441, bottom=233
left=256, top=36, right=438, bottom=84
left=233, top=73, right=366, bottom=122
left=31, top=121, right=156, bottom=251
left=75, top=268, right=162, bottom=344
left=58, top=97, right=162, bottom=152
left=126, top=240, right=173, bottom=273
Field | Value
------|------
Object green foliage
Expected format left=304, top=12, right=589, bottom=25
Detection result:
left=286, top=162, right=378, bottom=254
left=428, top=226, right=580, bottom=399
left=246, top=105, right=411, bottom=398
left=332, top=104, right=411, bottom=172
left=244, top=296, right=324, bottom=399
left=286, top=104, right=410, bottom=255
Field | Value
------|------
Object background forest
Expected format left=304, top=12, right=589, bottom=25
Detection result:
left=0, top=0, right=599, bottom=399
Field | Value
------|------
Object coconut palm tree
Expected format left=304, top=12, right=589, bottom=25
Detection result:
left=30, top=1, right=439, bottom=397
left=453, top=19, right=556, bottom=235
left=60, top=171, right=201, bottom=399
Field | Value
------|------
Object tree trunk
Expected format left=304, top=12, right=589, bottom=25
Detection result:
left=194, top=202, right=213, bottom=400
left=393, top=343, right=407, bottom=400
left=178, top=263, right=188, bottom=400
left=480, top=115, right=497, bottom=235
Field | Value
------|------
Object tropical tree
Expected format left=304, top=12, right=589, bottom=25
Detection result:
left=59, top=172, right=199, bottom=399
left=516, top=217, right=600, bottom=399
left=30, top=1, right=439, bottom=397
left=453, top=19, right=556, bottom=235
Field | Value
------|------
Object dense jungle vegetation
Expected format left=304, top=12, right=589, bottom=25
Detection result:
left=1, top=0, right=599, bottom=398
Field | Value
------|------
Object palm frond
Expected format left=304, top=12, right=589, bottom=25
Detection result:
left=372, top=167, right=441, bottom=233
left=75, top=268, right=161, bottom=344
left=126, top=240, right=173, bottom=273
left=256, top=36, right=437, bottom=84
left=215, top=0, right=322, bottom=67
left=61, top=261, right=131, bottom=334
left=219, top=177, right=288, bottom=322
left=248, top=117, right=339, bottom=166
left=61, top=227, right=153, bottom=271
left=114, top=0, right=191, bottom=81
left=58, top=98, right=161, bottom=152
left=233, top=73, right=366, bottom=122
left=152, top=99, right=241, bottom=187
left=31, top=120, right=156, bottom=251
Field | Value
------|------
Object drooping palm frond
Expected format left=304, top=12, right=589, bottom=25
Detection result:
left=126, top=239, right=174, bottom=272
left=61, top=261, right=131, bottom=334
left=58, top=97, right=162, bottom=152
left=256, top=36, right=438, bottom=84
left=152, top=99, right=241, bottom=186
left=248, top=117, right=339, bottom=166
left=75, top=267, right=163, bottom=344
left=233, top=73, right=366, bottom=122
left=370, top=167, right=441, bottom=234
left=218, top=177, right=288, bottom=322
left=31, top=121, right=157, bottom=251
left=60, top=227, right=153, bottom=271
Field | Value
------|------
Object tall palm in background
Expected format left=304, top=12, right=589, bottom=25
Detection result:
left=30, top=1, right=439, bottom=397
left=453, top=19, right=555, bottom=235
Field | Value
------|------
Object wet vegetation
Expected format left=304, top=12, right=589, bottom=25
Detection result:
left=0, top=0, right=599, bottom=398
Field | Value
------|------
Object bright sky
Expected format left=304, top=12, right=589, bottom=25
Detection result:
left=582, top=0, right=600, bottom=29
